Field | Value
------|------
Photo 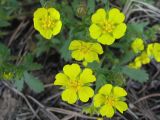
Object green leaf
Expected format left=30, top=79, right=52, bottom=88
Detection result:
left=125, top=22, right=148, bottom=41
left=0, top=42, right=10, bottom=64
left=106, top=71, right=125, bottom=86
left=95, top=74, right=107, bottom=92
left=59, top=39, right=72, bottom=61
left=33, top=34, right=53, bottom=57
left=22, top=54, right=42, bottom=71
left=119, top=51, right=135, bottom=65
left=14, top=79, right=24, bottom=91
left=0, top=19, right=10, bottom=27
left=87, top=0, right=95, bottom=14
left=82, top=104, right=99, bottom=115
left=24, top=72, right=44, bottom=93
left=122, top=66, right=149, bottom=83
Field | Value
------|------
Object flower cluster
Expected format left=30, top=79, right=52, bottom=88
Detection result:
left=147, top=43, right=160, bottom=62
left=94, top=84, right=128, bottom=118
left=33, top=8, right=62, bottom=39
left=129, top=51, right=150, bottom=69
left=69, top=8, right=126, bottom=66
left=69, top=40, right=103, bottom=65
left=129, top=38, right=150, bottom=69
left=54, top=64, right=96, bottom=104
left=89, top=8, right=127, bottom=45
left=33, top=6, right=128, bottom=118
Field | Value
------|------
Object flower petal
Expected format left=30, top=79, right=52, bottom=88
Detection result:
left=40, top=29, right=53, bottom=39
left=52, top=21, right=62, bottom=35
left=54, top=73, right=69, bottom=86
left=71, top=50, right=84, bottom=61
left=113, top=86, right=127, bottom=97
left=34, top=8, right=47, bottom=18
left=33, top=19, right=42, bottom=31
left=100, top=104, right=114, bottom=118
left=113, top=23, right=127, bottom=39
left=80, top=68, right=96, bottom=84
left=99, top=84, right=112, bottom=95
left=98, top=34, right=115, bottom=45
left=85, top=51, right=99, bottom=62
left=91, top=8, right=106, bottom=23
left=108, top=8, right=125, bottom=24
left=91, top=43, right=103, bottom=54
left=94, top=94, right=105, bottom=107
left=78, top=86, right=94, bottom=102
left=63, top=64, right=81, bottom=79
left=89, top=24, right=102, bottom=39
left=69, top=40, right=82, bottom=50
left=62, top=89, right=77, bottom=104
left=48, top=8, right=60, bottom=20
left=147, top=44, right=154, bottom=57
left=115, top=101, right=128, bottom=113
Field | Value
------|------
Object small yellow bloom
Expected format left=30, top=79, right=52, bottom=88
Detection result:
left=131, top=38, right=144, bottom=53
left=147, top=43, right=160, bottom=62
left=69, top=40, right=103, bottom=65
left=33, top=7, right=62, bottom=39
left=129, top=51, right=150, bottom=69
left=94, top=84, right=128, bottom=118
left=89, top=8, right=127, bottom=45
left=54, top=64, right=96, bottom=104
left=2, top=72, right=14, bottom=80
left=137, top=52, right=150, bottom=64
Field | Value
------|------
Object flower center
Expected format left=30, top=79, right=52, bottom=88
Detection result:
left=105, top=95, right=116, bottom=106
left=69, top=80, right=82, bottom=91
left=80, top=44, right=91, bottom=54
left=102, top=20, right=114, bottom=33
left=41, top=16, right=55, bottom=29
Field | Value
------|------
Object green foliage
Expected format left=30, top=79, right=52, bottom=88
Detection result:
left=24, top=72, right=44, bottom=93
left=0, top=42, right=44, bottom=93
left=22, top=54, right=42, bottom=71
left=95, top=74, right=107, bottom=92
left=82, top=104, right=99, bottom=115
left=125, top=22, right=148, bottom=41
left=0, top=42, right=10, bottom=64
left=14, top=79, right=24, bottom=91
left=122, top=66, right=149, bottom=83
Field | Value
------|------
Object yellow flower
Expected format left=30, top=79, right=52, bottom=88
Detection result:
left=69, top=40, right=103, bottom=64
left=54, top=64, right=96, bottom=104
left=147, top=43, right=160, bottom=62
left=33, top=7, right=62, bottom=39
left=138, top=51, right=150, bottom=64
left=94, top=84, right=128, bottom=118
left=128, top=51, right=150, bottom=69
left=131, top=38, right=144, bottom=53
left=147, top=43, right=154, bottom=57
left=128, top=61, right=141, bottom=69
left=89, top=8, right=127, bottom=45
left=2, top=72, right=14, bottom=80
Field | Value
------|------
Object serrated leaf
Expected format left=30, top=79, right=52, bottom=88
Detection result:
left=122, top=66, right=149, bottom=83
left=0, top=42, right=10, bottom=64
left=24, top=72, right=44, bottom=93
left=14, top=79, right=24, bottom=91
left=95, top=74, right=107, bottom=92
left=23, top=54, right=42, bottom=71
